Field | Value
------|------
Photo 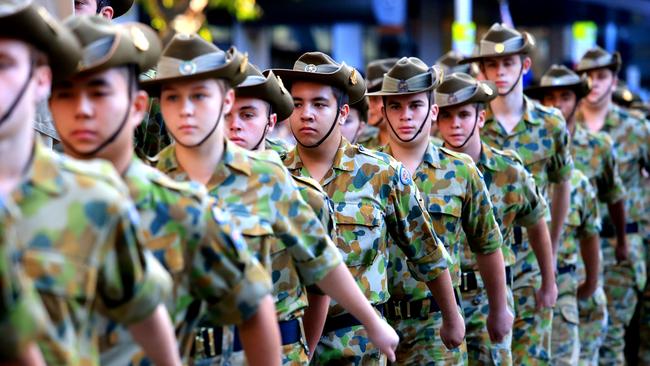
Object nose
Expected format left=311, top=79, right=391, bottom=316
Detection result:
left=300, top=104, right=315, bottom=122
left=180, top=97, right=194, bottom=117
left=74, top=93, right=93, bottom=120
left=228, top=114, right=243, bottom=131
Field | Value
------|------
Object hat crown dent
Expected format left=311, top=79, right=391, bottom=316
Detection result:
left=436, top=72, right=496, bottom=107
left=366, top=57, right=399, bottom=81
left=162, top=33, right=223, bottom=61
left=387, top=56, right=431, bottom=81
left=539, top=64, right=581, bottom=87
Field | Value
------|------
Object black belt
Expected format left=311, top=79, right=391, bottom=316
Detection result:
left=322, top=305, right=384, bottom=334
left=557, top=264, right=576, bottom=275
left=600, top=222, right=639, bottom=238
left=192, top=318, right=302, bottom=357
left=460, top=266, right=513, bottom=292
left=514, top=227, right=523, bottom=246
left=383, top=292, right=462, bottom=321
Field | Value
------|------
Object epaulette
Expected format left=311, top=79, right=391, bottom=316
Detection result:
left=141, top=163, right=207, bottom=201
left=247, top=148, right=286, bottom=168
left=291, top=175, right=326, bottom=195
left=498, top=148, right=525, bottom=165
left=439, top=146, right=472, bottom=162
left=356, top=144, right=392, bottom=164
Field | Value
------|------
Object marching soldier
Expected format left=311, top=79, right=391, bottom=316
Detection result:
left=0, top=1, right=180, bottom=365
left=356, top=58, right=398, bottom=150
left=272, top=51, right=460, bottom=365
left=435, top=72, right=553, bottom=365
left=460, top=23, right=569, bottom=364
left=574, top=46, right=650, bottom=365
left=368, top=59, right=509, bottom=365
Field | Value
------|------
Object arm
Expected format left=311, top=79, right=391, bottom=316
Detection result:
left=577, top=234, right=600, bottom=299
left=316, top=263, right=399, bottom=362
left=476, top=250, right=513, bottom=342
left=525, top=219, right=558, bottom=309
left=425, top=270, right=465, bottom=349
left=238, top=295, right=282, bottom=366
left=549, top=179, right=571, bottom=256
left=0, top=344, right=45, bottom=366
left=303, top=293, right=330, bottom=358
left=128, top=304, right=181, bottom=366
left=607, top=200, right=628, bottom=262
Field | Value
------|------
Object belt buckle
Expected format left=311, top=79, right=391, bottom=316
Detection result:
left=405, top=301, right=411, bottom=319
left=207, top=327, right=215, bottom=357
left=462, top=272, right=469, bottom=292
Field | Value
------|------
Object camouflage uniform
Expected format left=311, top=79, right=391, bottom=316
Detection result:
left=569, top=123, right=624, bottom=365
left=462, top=142, right=548, bottom=366
left=482, top=96, right=573, bottom=364
left=0, top=199, right=48, bottom=360
left=8, top=141, right=170, bottom=365
left=551, top=169, right=601, bottom=366
left=97, top=158, right=273, bottom=365
left=156, top=140, right=343, bottom=365
left=283, top=138, right=450, bottom=366
left=575, top=104, right=650, bottom=365
left=356, top=125, right=384, bottom=151
left=382, top=140, right=503, bottom=365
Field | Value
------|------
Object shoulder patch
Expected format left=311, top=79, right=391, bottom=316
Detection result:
left=399, top=165, right=413, bottom=185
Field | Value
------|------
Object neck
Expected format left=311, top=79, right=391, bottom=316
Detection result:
left=389, top=137, right=428, bottom=174
left=296, top=134, right=339, bottom=182
left=580, top=99, right=610, bottom=133
left=449, top=136, right=481, bottom=163
left=113, top=148, right=134, bottom=176
left=174, top=137, right=225, bottom=185
left=0, top=126, right=35, bottom=197
left=378, top=125, right=390, bottom=145
left=490, top=90, right=524, bottom=132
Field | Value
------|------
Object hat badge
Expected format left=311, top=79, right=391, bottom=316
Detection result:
left=304, top=64, right=318, bottom=72
left=623, top=90, right=633, bottom=102
left=494, top=43, right=505, bottom=53
left=447, top=93, right=458, bottom=104
left=130, top=27, right=150, bottom=52
left=397, top=80, right=409, bottom=93
left=481, top=83, right=493, bottom=96
left=179, top=60, right=197, bottom=75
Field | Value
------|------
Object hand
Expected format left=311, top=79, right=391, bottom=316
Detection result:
left=486, top=307, right=514, bottom=343
left=440, top=309, right=465, bottom=350
left=535, top=282, right=558, bottom=310
left=365, top=317, right=399, bottom=362
left=615, top=237, right=629, bottom=263
left=577, top=281, right=597, bottom=300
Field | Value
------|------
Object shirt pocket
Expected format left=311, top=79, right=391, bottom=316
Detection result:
left=236, top=215, right=277, bottom=270
left=334, top=203, right=383, bottom=267
left=425, top=194, right=463, bottom=249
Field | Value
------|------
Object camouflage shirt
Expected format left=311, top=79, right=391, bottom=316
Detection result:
left=9, top=142, right=169, bottom=365
left=462, top=143, right=548, bottom=271
left=382, top=140, right=502, bottom=299
left=156, top=141, right=342, bottom=321
left=356, top=125, right=384, bottom=151
left=99, top=158, right=273, bottom=364
left=283, top=138, right=450, bottom=314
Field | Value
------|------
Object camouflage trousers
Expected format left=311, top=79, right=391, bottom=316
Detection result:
left=637, top=233, right=650, bottom=365
left=599, top=234, right=645, bottom=366
left=577, top=286, right=608, bottom=366
left=313, top=324, right=386, bottom=366
left=387, top=306, right=468, bottom=366
left=461, top=285, right=514, bottom=366
left=511, top=286, right=552, bottom=365
left=551, top=272, right=580, bottom=366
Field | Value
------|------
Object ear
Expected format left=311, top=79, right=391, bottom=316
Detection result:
left=99, top=6, right=114, bottom=19
left=611, top=75, right=619, bottom=92
left=268, top=113, right=278, bottom=132
left=338, top=103, right=350, bottom=124
left=430, top=103, right=439, bottom=122
left=222, top=88, right=236, bottom=115
left=130, top=90, right=149, bottom=128
left=478, top=108, right=486, bottom=128
left=522, top=56, right=533, bottom=74
left=33, top=65, right=52, bottom=103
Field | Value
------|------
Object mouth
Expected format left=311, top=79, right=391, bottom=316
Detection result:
left=495, top=81, right=508, bottom=88
left=398, top=126, right=416, bottom=134
left=299, top=126, right=318, bottom=135
left=70, top=129, right=98, bottom=141
left=177, top=125, right=198, bottom=133
left=228, top=135, right=245, bottom=144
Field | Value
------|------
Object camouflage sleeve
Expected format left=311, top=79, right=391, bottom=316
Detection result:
left=577, top=175, right=601, bottom=239
left=193, top=205, right=273, bottom=325
left=462, top=161, right=502, bottom=254
left=386, top=163, right=450, bottom=282
left=272, top=165, right=342, bottom=286
left=547, top=115, right=574, bottom=183
left=513, top=165, right=549, bottom=227
left=596, top=134, right=626, bottom=204
left=96, top=198, right=172, bottom=325
left=642, top=118, right=650, bottom=172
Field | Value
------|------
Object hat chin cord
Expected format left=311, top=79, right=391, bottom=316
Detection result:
left=498, top=62, right=524, bottom=97
left=293, top=94, right=343, bottom=149
left=442, top=104, right=480, bottom=149
left=0, top=62, right=34, bottom=129
left=383, top=94, right=431, bottom=143
left=171, top=84, right=226, bottom=149
left=584, top=77, right=616, bottom=107
left=251, top=108, right=272, bottom=151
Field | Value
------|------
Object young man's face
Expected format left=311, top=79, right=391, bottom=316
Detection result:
left=437, top=103, right=485, bottom=149
left=74, top=0, right=114, bottom=19
left=383, top=92, right=436, bottom=146
left=585, top=68, right=616, bottom=105
left=481, top=55, right=530, bottom=95
left=368, top=95, right=383, bottom=126
left=225, top=97, right=274, bottom=150
left=542, top=89, right=577, bottom=122
left=49, top=68, right=146, bottom=159
left=160, top=79, right=234, bottom=148
left=0, top=39, right=51, bottom=138
left=289, top=81, right=345, bottom=146
left=340, top=108, right=364, bottom=143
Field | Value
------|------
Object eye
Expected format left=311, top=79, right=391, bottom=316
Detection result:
left=163, top=94, right=178, bottom=102
left=191, top=93, right=207, bottom=101
left=52, top=90, right=73, bottom=99
left=293, top=102, right=303, bottom=108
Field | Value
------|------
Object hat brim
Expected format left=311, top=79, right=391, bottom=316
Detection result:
left=459, top=32, right=534, bottom=65
left=237, top=72, right=294, bottom=121
left=524, top=81, right=590, bottom=101
left=111, top=0, right=134, bottom=18
left=575, top=52, right=622, bottom=74
left=366, top=84, right=436, bottom=97
left=437, top=82, right=497, bottom=109
left=272, top=67, right=366, bottom=104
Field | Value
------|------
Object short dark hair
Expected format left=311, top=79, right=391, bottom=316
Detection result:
left=331, top=86, right=349, bottom=107
left=96, top=0, right=111, bottom=13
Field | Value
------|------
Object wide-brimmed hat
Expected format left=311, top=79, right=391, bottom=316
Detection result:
left=141, top=33, right=248, bottom=95
left=366, top=57, right=443, bottom=97
left=350, top=96, right=368, bottom=122
left=524, top=64, right=591, bottom=101
left=271, top=52, right=366, bottom=104
left=64, top=15, right=161, bottom=77
left=612, top=80, right=641, bottom=107
left=436, top=50, right=471, bottom=75
left=0, top=0, right=81, bottom=79
left=435, top=72, right=496, bottom=108
left=365, top=58, right=399, bottom=92
left=575, top=46, right=621, bottom=74
left=233, top=64, right=293, bottom=121
left=460, top=23, right=535, bottom=64
left=110, top=0, right=133, bottom=18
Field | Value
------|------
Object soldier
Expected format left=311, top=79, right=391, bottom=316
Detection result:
left=367, top=59, right=509, bottom=365
left=47, top=16, right=281, bottom=365
left=341, top=97, right=368, bottom=144
left=525, top=64, right=627, bottom=364
left=272, top=51, right=460, bottom=365
left=434, top=72, right=554, bottom=365
left=574, top=46, right=650, bottom=365
left=356, top=58, right=398, bottom=150
left=143, top=35, right=401, bottom=365
left=460, top=23, right=569, bottom=364
left=0, top=1, right=180, bottom=365
left=435, top=50, right=472, bottom=75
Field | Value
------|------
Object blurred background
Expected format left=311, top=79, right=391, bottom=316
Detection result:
left=118, top=0, right=650, bottom=99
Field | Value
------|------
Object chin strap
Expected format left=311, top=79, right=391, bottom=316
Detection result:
left=172, top=84, right=226, bottom=149
left=251, top=107, right=272, bottom=151
left=584, top=77, right=616, bottom=107
left=383, top=93, right=431, bottom=143
left=498, top=62, right=525, bottom=97
left=441, top=104, right=480, bottom=149
left=293, top=94, right=343, bottom=149
left=0, top=61, right=34, bottom=128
